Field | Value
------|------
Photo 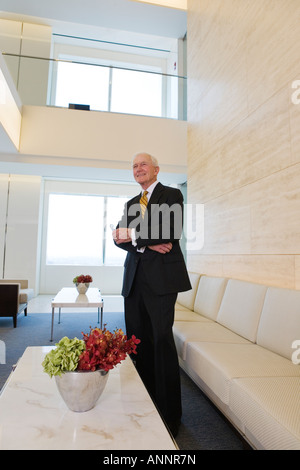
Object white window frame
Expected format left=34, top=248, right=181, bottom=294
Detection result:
left=47, top=37, right=179, bottom=118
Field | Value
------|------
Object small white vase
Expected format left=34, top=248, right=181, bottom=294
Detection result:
left=55, top=369, right=109, bottom=412
left=76, top=282, right=89, bottom=294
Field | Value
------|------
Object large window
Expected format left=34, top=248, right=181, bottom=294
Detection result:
left=53, top=60, right=164, bottom=117
left=49, top=35, right=183, bottom=119
left=46, top=193, right=128, bottom=266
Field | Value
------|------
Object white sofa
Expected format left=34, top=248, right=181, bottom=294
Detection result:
left=173, top=273, right=300, bottom=450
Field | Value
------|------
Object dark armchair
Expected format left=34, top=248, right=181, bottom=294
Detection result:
left=0, top=283, right=28, bottom=327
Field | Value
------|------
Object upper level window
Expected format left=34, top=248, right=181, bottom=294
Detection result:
left=49, top=34, right=182, bottom=119
left=54, top=60, right=163, bottom=117
left=54, top=61, right=110, bottom=111
left=110, top=67, right=162, bottom=117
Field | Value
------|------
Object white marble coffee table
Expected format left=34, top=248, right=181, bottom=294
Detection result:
left=51, top=287, right=104, bottom=341
left=0, top=347, right=177, bottom=450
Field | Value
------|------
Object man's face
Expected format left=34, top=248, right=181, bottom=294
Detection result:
left=133, top=154, right=159, bottom=189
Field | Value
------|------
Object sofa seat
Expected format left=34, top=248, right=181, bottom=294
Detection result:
left=230, top=376, right=300, bottom=450
left=174, top=321, right=250, bottom=360
left=175, top=308, right=213, bottom=322
left=185, top=342, right=300, bottom=406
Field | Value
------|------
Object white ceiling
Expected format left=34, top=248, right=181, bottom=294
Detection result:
left=0, top=0, right=187, bottom=39
left=0, top=0, right=187, bottom=184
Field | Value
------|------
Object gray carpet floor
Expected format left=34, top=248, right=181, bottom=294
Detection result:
left=0, top=311, right=250, bottom=450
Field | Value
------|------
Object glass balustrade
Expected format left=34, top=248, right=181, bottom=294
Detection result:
left=2, top=53, right=187, bottom=120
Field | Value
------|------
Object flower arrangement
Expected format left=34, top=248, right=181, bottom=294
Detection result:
left=42, top=326, right=140, bottom=378
left=73, top=274, right=93, bottom=284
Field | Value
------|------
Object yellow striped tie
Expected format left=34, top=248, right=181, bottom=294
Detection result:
left=140, top=190, right=148, bottom=218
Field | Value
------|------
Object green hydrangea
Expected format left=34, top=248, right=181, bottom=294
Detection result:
left=42, top=336, right=86, bottom=377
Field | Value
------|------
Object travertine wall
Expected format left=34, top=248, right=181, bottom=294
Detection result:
left=186, top=0, right=300, bottom=289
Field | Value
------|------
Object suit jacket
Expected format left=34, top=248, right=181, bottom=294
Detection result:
left=116, top=182, right=192, bottom=297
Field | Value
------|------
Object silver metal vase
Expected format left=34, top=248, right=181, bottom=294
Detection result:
left=76, top=282, right=89, bottom=294
left=55, top=369, right=109, bottom=412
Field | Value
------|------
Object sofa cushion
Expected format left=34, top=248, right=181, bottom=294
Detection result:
left=216, top=279, right=267, bottom=342
left=19, top=288, right=34, bottom=303
left=193, top=275, right=228, bottom=320
left=173, top=321, right=250, bottom=360
left=185, top=342, right=300, bottom=406
left=176, top=272, right=201, bottom=310
left=175, top=308, right=209, bottom=322
left=230, top=376, right=300, bottom=450
left=257, top=287, right=300, bottom=360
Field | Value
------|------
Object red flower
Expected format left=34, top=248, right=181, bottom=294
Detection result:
left=73, top=274, right=93, bottom=284
left=77, top=326, right=141, bottom=372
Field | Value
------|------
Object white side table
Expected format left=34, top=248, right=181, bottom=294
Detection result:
left=50, top=287, right=104, bottom=341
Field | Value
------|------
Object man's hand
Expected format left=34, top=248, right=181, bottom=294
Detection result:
left=112, top=228, right=132, bottom=244
left=148, top=242, right=173, bottom=254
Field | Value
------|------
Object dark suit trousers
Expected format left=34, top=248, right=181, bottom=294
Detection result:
left=124, top=258, right=182, bottom=428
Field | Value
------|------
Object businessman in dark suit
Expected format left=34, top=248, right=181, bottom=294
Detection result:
left=113, top=152, right=191, bottom=436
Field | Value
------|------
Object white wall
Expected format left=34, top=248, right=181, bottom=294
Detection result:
left=1, top=174, right=42, bottom=294
left=19, top=105, right=187, bottom=173
left=0, top=175, right=9, bottom=277
left=0, top=18, right=51, bottom=105
left=40, top=265, right=125, bottom=296
left=0, top=18, right=22, bottom=85
left=0, top=53, right=22, bottom=151
left=18, top=22, right=52, bottom=105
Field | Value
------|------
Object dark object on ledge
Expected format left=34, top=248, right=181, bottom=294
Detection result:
left=69, top=103, right=90, bottom=111
left=0, top=284, right=27, bottom=327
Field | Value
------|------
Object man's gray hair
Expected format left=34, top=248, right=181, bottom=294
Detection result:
left=133, top=152, right=159, bottom=167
